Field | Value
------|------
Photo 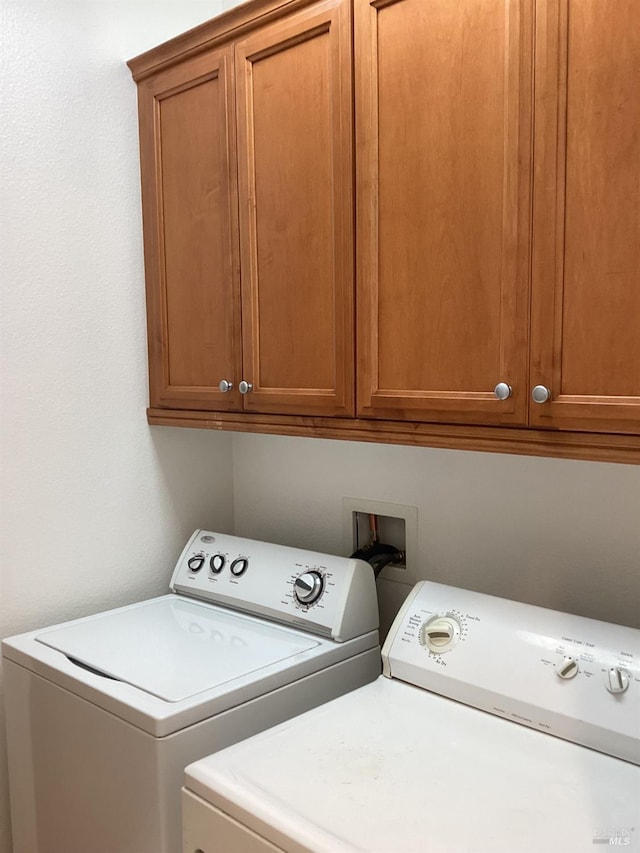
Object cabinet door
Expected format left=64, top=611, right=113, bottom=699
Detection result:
left=355, top=0, right=533, bottom=425
left=235, top=0, right=354, bottom=417
left=137, top=48, right=242, bottom=411
left=530, top=0, right=640, bottom=434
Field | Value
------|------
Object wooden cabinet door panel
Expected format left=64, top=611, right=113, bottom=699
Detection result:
left=138, top=49, right=242, bottom=410
left=531, top=0, right=640, bottom=434
left=356, top=0, right=533, bottom=425
left=235, top=0, right=354, bottom=416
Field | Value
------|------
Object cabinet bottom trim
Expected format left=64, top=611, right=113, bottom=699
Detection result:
left=146, top=409, right=639, bottom=464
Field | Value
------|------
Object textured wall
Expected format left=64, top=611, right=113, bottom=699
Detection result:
left=232, top=434, right=640, bottom=637
left=0, top=3, right=237, bottom=851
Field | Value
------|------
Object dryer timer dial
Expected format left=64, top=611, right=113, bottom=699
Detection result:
left=420, top=615, right=461, bottom=653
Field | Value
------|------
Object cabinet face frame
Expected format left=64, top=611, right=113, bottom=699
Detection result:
left=235, top=0, right=355, bottom=417
left=530, top=0, right=640, bottom=434
left=354, top=0, right=534, bottom=426
left=137, top=48, right=243, bottom=411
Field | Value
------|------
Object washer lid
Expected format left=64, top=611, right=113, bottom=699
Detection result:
left=36, top=597, right=319, bottom=702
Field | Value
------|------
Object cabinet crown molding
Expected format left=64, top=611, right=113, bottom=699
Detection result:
left=127, top=0, right=333, bottom=80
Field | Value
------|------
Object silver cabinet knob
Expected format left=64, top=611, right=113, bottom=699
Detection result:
left=531, top=385, right=552, bottom=404
left=494, top=382, right=512, bottom=400
left=238, top=380, right=253, bottom=394
left=218, top=379, right=233, bottom=393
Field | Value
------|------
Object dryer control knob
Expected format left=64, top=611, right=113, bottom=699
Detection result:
left=556, top=657, right=579, bottom=679
left=605, top=667, right=629, bottom=694
left=294, top=571, right=324, bottom=605
left=420, top=616, right=461, bottom=653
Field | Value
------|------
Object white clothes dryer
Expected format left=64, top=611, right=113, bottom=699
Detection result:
left=182, top=581, right=640, bottom=853
left=2, top=530, right=380, bottom=853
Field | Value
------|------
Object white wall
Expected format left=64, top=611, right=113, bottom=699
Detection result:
left=232, top=435, right=640, bottom=637
left=0, top=3, right=238, bottom=851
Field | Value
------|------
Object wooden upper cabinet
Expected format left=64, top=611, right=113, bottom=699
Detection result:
left=132, top=0, right=353, bottom=418
left=235, top=0, right=354, bottom=416
left=136, top=48, right=243, bottom=411
left=129, top=0, right=640, bottom=461
left=530, top=0, right=640, bottom=434
left=355, top=0, right=534, bottom=425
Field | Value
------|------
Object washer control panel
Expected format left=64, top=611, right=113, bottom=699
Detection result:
left=170, top=530, right=379, bottom=643
left=383, top=581, right=640, bottom=764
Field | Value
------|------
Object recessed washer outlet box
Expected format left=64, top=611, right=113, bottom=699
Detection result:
left=342, top=498, right=418, bottom=585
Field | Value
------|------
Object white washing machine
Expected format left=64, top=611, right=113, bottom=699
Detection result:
left=2, top=530, right=380, bottom=853
left=183, top=581, right=640, bottom=853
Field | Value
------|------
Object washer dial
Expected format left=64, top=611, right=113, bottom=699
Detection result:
left=230, top=557, right=248, bottom=577
left=210, top=554, right=225, bottom=574
left=187, top=555, right=205, bottom=573
left=294, top=571, right=324, bottom=605
left=420, top=615, right=461, bottom=653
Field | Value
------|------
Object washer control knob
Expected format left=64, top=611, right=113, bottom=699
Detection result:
left=605, top=667, right=630, bottom=694
left=294, top=571, right=324, bottom=605
left=187, top=555, right=205, bottom=573
left=230, top=557, right=249, bottom=577
left=557, top=657, right=579, bottom=679
left=421, top=616, right=461, bottom=653
left=210, top=554, right=226, bottom=574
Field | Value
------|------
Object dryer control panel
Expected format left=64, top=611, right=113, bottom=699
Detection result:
left=170, top=531, right=379, bottom=643
left=383, top=581, right=640, bottom=765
